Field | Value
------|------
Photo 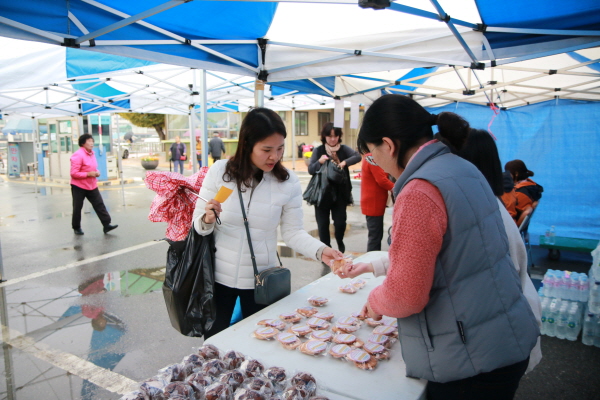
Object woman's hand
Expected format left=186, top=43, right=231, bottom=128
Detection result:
left=87, top=171, right=100, bottom=177
left=202, top=199, right=222, bottom=224
left=319, top=155, right=329, bottom=164
left=338, top=160, right=347, bottom=169
left=321, top=247, right=343, bottom=267
left=338, top=262, right=373, bottom=279
left=359, top=301, right=382, bottom=321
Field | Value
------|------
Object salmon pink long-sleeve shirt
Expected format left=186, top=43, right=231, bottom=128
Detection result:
left=368, top=178, right=448, bottom=319
left=70, top=147, right=99, bottom=190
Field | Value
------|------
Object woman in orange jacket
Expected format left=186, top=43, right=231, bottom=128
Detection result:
left=505, top=160, right=543, bottom=219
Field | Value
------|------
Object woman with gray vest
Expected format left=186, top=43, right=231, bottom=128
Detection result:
left=340, top=95, right=539, bottom=400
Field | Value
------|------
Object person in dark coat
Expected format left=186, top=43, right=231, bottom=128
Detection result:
left=209, top=133, right=226, bottom=161
left=308, top=122, right=361, bottom=253
left=169, top=136, right=186, bottom=174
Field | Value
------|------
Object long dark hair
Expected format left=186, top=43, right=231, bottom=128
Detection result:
left=358, top=94, right=469, bottom=169
left=320, top=122, right=343, bottom=144
left=455, top=129, right=504, bottom=196
left=224, top=108, right=289, bottom=190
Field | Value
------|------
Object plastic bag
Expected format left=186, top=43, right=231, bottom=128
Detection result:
left=302, top=164, right=329, bottom=206
left=163, top=228, right=216, bottom=337
left=326, top=160, right=345, bottom=184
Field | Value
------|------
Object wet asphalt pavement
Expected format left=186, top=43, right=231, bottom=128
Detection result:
left=0, top=162, right=599, bottom=400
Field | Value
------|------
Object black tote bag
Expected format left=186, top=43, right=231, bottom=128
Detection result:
left=302, top=163, right=329, bottom=206
left=163, top=227, right=216, bottom=337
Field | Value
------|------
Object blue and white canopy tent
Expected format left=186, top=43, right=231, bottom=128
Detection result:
left=0, top=0, right=599, bottom=242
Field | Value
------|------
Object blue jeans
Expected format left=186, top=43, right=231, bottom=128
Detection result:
left=173, top=160, right=184, bottom=174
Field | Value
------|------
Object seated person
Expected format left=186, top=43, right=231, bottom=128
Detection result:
left=505, top=159, right=543, bottom=220
left=501, top=171, right=518, bottom=223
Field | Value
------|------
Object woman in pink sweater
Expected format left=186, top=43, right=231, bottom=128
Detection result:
left=340, top=95, right=537, bottom=400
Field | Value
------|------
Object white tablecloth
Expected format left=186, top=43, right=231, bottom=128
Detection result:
left=206, top=252, right=427, bottom=400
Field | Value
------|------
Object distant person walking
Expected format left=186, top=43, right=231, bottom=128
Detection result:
left=209, top=133, right=226, bottom=161
left=169, top=136, right=186, bottom=174
left=195, top=136, right=202, bottom=167
left=70, top=134, right=118, bottom=235
left=361, top=153, right=394, bottom=251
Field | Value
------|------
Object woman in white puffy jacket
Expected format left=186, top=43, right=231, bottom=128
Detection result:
left=193, top=108, right=344, bottom=338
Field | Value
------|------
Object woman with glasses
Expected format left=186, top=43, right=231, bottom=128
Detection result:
left=307, top=122, right=361, bottom=254
left=338, top=95, right=538, bottom=400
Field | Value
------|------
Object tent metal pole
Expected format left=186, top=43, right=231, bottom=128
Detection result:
left=188, top=112, right=195, bottom=170
left=291, top=101, right=296, bottom=171
left=255, top=80, right=265, bottom=108
left=33, top=117, right=38, bottom=197
left=190, top=72, right=198, bottom=173
left=199, top=70, right=209, bottom=167
left=114, top=114, right=126, bottom=206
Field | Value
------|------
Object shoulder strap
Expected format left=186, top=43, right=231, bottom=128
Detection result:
left=238, top=190, right=282, bottom=281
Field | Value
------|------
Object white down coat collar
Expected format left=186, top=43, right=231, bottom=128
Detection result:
left=192, top=160, right=324, bottom=289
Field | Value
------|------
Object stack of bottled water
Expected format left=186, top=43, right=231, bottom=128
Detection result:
left=539, top=270, right=589, bottom=301
left=582, top=249, right=600, bottom=346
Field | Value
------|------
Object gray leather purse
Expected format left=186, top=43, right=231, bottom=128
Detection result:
left=239, top=190, right=291, bottom=305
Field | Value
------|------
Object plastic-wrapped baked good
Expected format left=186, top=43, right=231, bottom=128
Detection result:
left=288, top=324, right=312, bottom=337
left=309, top=330, right=332, bottom=342
left=257, top=319, right=286, bottom=330
left=296, top=307, right=318, bottom=318
left=276, top=332, right=301, bottom=350
left=306, top=317, right=329, bottom=330
left=219, top=369, right=245, bottom=391
left=205, top=382, right=233, bottom=400
left=329, top=258, right=352, bottom=274
left=381, top=317, right=398, bottom=328
left=264, top=366, right=286, bottom=385
left=328, top=344, right=352, bottom=359
left=222, top=350, right=246, bottom=369
left=253, top=327, right=279, bottom=340
left=279, top=312, right=302, bottom=324
left=373, top=325, right=398, bottom=338
left=282, top=386, right=310, bottom=400
left=202, top=359, right=227, bottom=377
left=299, top=340, right=328, bottom=356
left=182, top=353, right=205, bottom=369
left=159, top=363, right=188, bottom=382
left=363, top=342, right=390, bottom=360
left=309, top=397, right=330, bottom=400
left=338, top=284, right=357, bottom=294
left=240, top=359, right=264, bottom=378
left=163, top=382, right=194, bottom=399
left=186, top=372, right=213, bottom=397
left=139, top=377, right=169, bottom=400
left=367, top=333, right=390, bottom=348
left=332, top=333, right=362, bottom=347
left=246, top=377, right=274, bottom=396
left=351, top=311, right=366, bottom=320
left=198, top=344, right=221, bottom=360
left=332, top=324, right=359, bottom=334
left=234, top=388, right=266, bottom=400
left=365, top=318, right=384, bottom=327
left=349, top=278, right=366, bottom=289
left=336, top=316, right=360, bottom=326
left=307, top=296, right=329, bottom=307
left=346, top=349, right=377, bottom=370
left=121, top=391, right=146, bottom=400
left=290, top=372, right=316, bottom=396
left=313, top=312, right=333, bottom=321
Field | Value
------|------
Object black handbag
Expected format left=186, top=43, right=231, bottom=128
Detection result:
left=303, top=163, right=329, bottom=206
left=327, top=160, right=345, bottom=184
left=162, top=227, right=216, bottom=337
left=239, top=191, right=291, bottom=305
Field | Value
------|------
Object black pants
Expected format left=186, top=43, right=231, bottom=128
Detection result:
left=315, top=200, right=347, bottom=253
left=203, top=282, right=267, bottom=339
left=71, top=185, right=111, bottom=230
left=426, top=357, right=529, bottom=400
left=366, top=215, right=384, bottom=251
left=212, top=156, right=221, bottom=161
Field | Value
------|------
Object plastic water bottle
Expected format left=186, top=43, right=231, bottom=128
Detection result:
left=578, top=275, right=589, bottom=302
left=582, top=312, right=595, bottom=345
left=556, top=302, right=569, bottom=339
left=555, top=271, right=567, bottom=299
left=546, top=298, right=560, bottom=337
left=595, top=314, right=600, bottom=348
left=566, top=303, right=580, bottom=341
left=544, top=271, right=556, bottom=298
left=544, top=229, right=551, bottom=245
left=548, top=225, right=556, bottom=245
left=568, top=272, right=579, bottom=301
left=540, top=297, right=550, bottom=335
left=589, top=280, right=600, bottom=314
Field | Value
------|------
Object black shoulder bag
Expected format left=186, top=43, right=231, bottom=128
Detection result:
left=238, top=190, right=291, bottom=305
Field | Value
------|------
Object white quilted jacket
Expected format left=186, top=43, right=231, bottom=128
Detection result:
left=192, top=160, right=325, bottom=289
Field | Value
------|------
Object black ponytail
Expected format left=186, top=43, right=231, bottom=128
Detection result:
left=435, top=112, right=470, bottom=153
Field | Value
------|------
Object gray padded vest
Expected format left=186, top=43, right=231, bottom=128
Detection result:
left=393, top=142, right=539, bottom=383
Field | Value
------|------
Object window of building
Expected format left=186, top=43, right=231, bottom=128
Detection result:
left=278, top=111, right=286, bottom=121
left=318, top=112, right=331, bottom=130
left=295, top=112, right=308, bottom=136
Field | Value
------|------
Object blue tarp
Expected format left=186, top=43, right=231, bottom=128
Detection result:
left=426, top=99, right=600, bottom=243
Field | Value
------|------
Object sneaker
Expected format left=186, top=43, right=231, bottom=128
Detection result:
left=74, top=228, right=84, bottom=235
left=103, top=224, right=118, bottom=234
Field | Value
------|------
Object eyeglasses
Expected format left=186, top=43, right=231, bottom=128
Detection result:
left=365, top=155, right=378, bottom=166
